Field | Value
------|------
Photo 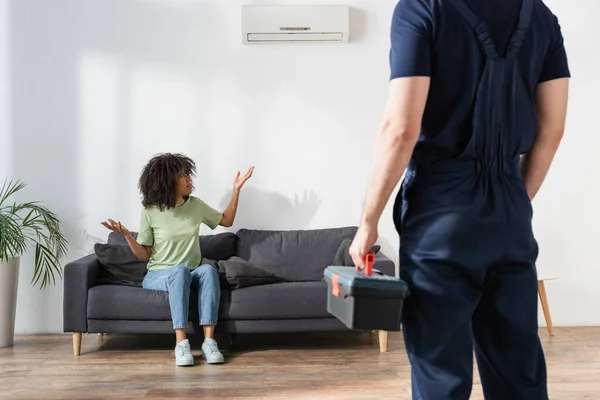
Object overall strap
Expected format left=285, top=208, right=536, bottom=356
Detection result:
left=505, top=0, right=534, bottom=58
left=450, top=0, right=498, bottom=59
left=451, top=0, right=535, bottom=59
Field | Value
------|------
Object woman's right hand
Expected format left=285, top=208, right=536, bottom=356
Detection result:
left=101, top=218, right=150, bottom=261
left=101, top=219, right=131, bottom=237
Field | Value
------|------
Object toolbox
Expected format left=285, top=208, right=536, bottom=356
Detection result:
left=323, top=253, right=410, bottom=331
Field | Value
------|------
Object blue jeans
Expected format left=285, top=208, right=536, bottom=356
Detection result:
left=142, top=264, right=220, bottom=329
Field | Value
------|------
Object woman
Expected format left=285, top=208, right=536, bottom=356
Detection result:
left=102, top=153, right=253, bottom=366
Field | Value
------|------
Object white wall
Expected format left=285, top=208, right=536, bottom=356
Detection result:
left=3, top=0, right=598, bottom=334
left=0, top=0, right=10, bottom=178
left=528, top=0, right=600, bottom=326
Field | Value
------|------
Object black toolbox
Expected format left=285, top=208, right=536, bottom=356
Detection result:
left=323, top=252, right=410, bottom=331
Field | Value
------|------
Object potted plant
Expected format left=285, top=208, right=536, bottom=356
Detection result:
left=0, top=179, right=68, bottom=347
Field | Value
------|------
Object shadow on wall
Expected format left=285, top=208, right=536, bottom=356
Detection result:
left=219, top=187, right=322, bottom=231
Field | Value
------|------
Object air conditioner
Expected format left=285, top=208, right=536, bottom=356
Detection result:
left=242, top=5, right=350, bottom=44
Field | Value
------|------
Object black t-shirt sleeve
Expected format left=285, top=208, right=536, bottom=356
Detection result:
left=389, top=0, right=433, bottom=80
left=538, top=14, right=571, bottom=83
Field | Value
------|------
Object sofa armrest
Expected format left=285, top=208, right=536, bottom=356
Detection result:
left=63, top=254, right=101, bottom=333
left=374, top=252, right=396, bottom=277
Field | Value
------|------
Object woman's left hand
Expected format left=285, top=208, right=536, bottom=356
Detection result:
left=234, top=166, right=254, bottom=192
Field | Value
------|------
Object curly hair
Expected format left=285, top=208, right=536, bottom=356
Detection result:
left=138, top=153, right=196, bottom=211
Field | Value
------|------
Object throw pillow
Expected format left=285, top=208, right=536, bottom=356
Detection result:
left=200, top=258, right=218, bottom=269
left=217, top=256, right=286, bottom=289
left=333, top=238, right=381, bottom=267
left=201, top=258, right=230, bottom=289
left=94, top=243, right=148, bottom=287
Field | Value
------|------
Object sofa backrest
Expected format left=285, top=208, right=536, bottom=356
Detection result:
left=107, top=227, right=357, bottom=281
left=235, top=226, right=357, bottom=281
left=107, top=231, right=237, bottom=261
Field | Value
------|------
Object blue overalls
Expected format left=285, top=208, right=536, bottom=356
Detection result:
left=395, top=0, right=548, bottom=398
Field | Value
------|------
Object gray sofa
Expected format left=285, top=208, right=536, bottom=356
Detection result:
left=63, top=226, right=396, bottom=355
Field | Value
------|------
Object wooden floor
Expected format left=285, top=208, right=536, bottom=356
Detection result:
left=0, top=327, right=598, bottom=399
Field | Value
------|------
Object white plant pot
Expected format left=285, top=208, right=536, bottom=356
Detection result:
left=0, top=257, right=20, bottom=348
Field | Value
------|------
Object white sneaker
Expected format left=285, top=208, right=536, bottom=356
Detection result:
left=174, top=339, right=194, bottom=366
left=201, top=338, right=224, bottom=364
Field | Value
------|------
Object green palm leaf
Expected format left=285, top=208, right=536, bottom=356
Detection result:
left=0, top=179, right=68, bottom=289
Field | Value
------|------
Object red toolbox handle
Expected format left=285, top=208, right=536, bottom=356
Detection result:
left=356, top=252, right=375, bottom=276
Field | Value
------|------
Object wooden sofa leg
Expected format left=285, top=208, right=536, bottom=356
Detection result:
left=378, top=330, right=388, bottom=353
left=73, top=332, right=82, bottom=356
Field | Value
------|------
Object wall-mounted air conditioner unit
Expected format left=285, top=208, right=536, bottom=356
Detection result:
left=242, top=5, right=350, bottom=44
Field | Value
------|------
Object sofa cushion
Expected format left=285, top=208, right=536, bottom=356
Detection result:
left=227, top=281, right=331, bottom=320
left=94, top=243, right=148, bottom=287
left=217, top=257, right=287, bottom=289
left=107, top=231, right=237, bottom=261
left=87, top=284, right=231, bottom=321
left=235, top=227, right=357, bottom=281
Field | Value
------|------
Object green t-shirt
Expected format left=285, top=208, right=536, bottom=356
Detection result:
left=136, top=196, right=223, bottom=271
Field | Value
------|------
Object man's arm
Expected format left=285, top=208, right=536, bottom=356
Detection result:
left=349, top=77, right=429, bottom=268
left=349, top=0, right=432, bottom=268
left=521, top=78, right=569, bottom=200
left=359, top=77, right=430, bottom=226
